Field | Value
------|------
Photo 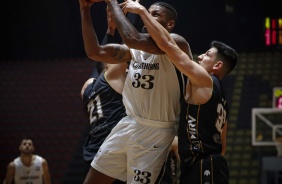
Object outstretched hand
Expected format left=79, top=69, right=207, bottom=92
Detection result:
left=119, top=0, right=143, bottom=15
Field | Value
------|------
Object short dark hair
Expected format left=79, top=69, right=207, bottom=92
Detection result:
left=211, top=40, right=238, bottom=74
left=152, top=2, right=177, bottom=21
left=20, top=136, right=34, bottom=144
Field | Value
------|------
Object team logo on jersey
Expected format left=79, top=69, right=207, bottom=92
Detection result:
left=203, top=170, right=211, bottom=184
left=204, top=170, right=211, bottom=176
left=132, top=62, right=159, bottom=70
left=213, top=134, right=222, bottom=144
left=187, top=115, right=201, bottom=150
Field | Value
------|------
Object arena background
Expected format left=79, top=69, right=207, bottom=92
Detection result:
left=0, top=0, right=282, bottom=183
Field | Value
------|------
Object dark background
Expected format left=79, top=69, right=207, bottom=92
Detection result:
left=1, top=0, right=282, bottom=61
left=0, top=0, right=282, bottom=183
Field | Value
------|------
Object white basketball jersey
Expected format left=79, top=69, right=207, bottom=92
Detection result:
left=123, top=49, right=186, bottom=123
left=14, top=155, right=44, bottom=184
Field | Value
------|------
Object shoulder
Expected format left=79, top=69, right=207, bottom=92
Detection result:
left=8, top=161, right=15, bottom=168
left=170, top=33, right=187, bottom=42
left=42, top=158, right=48, bottom=164
left=36, top=155, right=47, bottom=163
left=39, top=156, right=49, bottom=168
left=12, top=157, right=20, bottom=165
left=34, top=155, right=47, bottom=164
left=170, top=33, right=193, bottom=59
left=7, top=160, right=16, bottom=172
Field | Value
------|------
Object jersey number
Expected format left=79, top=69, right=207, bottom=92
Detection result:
left=88, top=95, right=103, bottom=123
left=134, top=169, right=152, bottom=184
left=132, top=73, right=154, bottom=89
left=215, top=103, right=226, bottom=133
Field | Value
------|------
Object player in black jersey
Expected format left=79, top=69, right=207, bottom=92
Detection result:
left=80, top=6, right=128, bottom=184
left=123, top=2, right=238, bottom=183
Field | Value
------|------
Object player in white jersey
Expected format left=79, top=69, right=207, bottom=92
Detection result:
left=123, top=50, right=184, bottom=122
left=13, top=155, right=44, bottom=184
left=4, top=138, right=51, bottom=184
left=79, top=0, right=193, bottom=183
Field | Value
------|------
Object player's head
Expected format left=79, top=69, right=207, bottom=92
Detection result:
left=197, top=41, right=238, bottom=78
left=19, top=137, right=35, bottom=155
left=142, top=2, right=177, bottom=33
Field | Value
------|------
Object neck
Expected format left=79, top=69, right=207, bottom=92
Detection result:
left=20, top=154, right=34, bottom=166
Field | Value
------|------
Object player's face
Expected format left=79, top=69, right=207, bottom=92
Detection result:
left=19, top=139, right=34, bottom=154
left=142, top=5, right=169, bottom=33
left=197, top=48, right=219, bottom=74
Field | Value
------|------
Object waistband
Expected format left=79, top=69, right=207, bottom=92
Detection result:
left=126, top=110, right=176, bottom=129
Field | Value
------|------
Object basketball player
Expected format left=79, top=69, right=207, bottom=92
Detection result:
left=79, top=0, right=193, bottom=183
left=4, top=138, right=51, bottom=184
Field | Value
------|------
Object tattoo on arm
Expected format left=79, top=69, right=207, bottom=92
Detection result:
left=112, top=46, right=130, bottom=62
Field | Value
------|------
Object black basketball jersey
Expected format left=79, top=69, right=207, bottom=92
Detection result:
left=82, top=72, right=126, bottom=161
left=178, top=75, right=228, bottom=159
left=83, top=72, right=126, bottom=126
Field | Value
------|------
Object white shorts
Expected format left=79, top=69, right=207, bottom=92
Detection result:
left=91, top=115, right=176, bottom=183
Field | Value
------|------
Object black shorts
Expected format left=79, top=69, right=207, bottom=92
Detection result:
left=83, top=122, right=116, bottom=162
left=179, top=154, right=229, bottom=184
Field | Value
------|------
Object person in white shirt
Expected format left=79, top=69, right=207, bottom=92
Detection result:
left=4, top=137, right=51, bottom=184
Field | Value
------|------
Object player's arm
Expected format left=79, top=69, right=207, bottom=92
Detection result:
left=122, top=0, right=210, bottom=87
left=105, top=0, right=190, bottom=56
left=170, top=136, right=180, bottom=164
left=105, top=63, right=128, bottom=94
left=105, top=0, right=161, bottom=54
left=79, top=0, right=131, bottom=64
left=101, top=5, right=120, bottom=44
left=221, top=122, right=227, bottom=156
left=42, top=158, right=52, bottom=184
left=4, top=162, right=15, bottom=184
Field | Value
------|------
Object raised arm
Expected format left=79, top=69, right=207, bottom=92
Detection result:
left=79, top=0, right=131, bottom=63
left=122, top=0, right=210, bottom=87
left=104, top=0, right=162, bottom=54
left=105, top=0, right=191, bottom=56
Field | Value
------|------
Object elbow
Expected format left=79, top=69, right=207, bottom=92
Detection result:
left=84, top=48, right=101, bottom=61
left=122, top=37, right=138, bottom=48
left=121, top=33, right=143, bottom=48
left=87, top=54, right=102, bottom=61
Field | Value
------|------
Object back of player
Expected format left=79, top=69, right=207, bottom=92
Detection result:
left=14, top=155, right=44, bottom=184
left=82, top=71, right=126, bottom=162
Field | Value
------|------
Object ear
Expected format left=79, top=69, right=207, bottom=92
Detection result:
left=213, top=61, right=223, bottom=70
left=167, top=20, right=175, bottom=30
